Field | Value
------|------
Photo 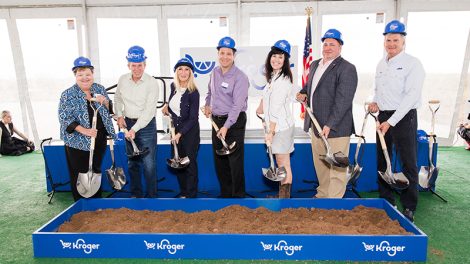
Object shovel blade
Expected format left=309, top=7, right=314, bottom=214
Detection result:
left=106, top=168, right=126, bottom=190
left=274, top=167, right=287, bottom=181
left=167, top=157, right=190, bottom=170
left=216, top=142, right=238, bottom=156
left=86, top=173, right=101, bottom=198
left=348, top=165, right=363, bottom=184
left=180, top=156, right=190, bottom=167
left=128, top=147, right=150, bottom=158
left=418, top=166, right=430, bottom=188
left=391, top=172, right=409, bottom=190
left=333, top=152, right=350, bottom=167
left=427, top=167, right=439, bottom=189
left=263, top=167, right=280, bottom=182
left=378, top=170, right=393, bottom=185
left=77, top=172, right=91, bottom=197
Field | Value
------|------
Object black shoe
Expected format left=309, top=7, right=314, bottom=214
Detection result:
left=403, top=208, right=415, bottom=222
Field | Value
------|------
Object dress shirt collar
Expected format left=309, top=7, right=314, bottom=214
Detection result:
left=386, top=50, right=405, bottom=63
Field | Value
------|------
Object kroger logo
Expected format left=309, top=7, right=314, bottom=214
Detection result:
left=362, top=241, right=406, bottom=257
left=144, top=239, right=185, bottom=254
left=183, top=54, right=215, bottom=77
left=128, top=53, right=143, bottom=59
left=260, top=240, right=303, bottom=256
left=59, top=239, right=100, bottom=254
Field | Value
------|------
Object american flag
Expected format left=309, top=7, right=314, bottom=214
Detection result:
left=301, top=14, right=313, bottom=118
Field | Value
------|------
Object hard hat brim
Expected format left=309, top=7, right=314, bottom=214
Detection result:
left=271, top=46, right=290, bottom=58
left=383, top=32, right=407, bottom=36
left=72, top=65, right=94, bottom=71
left=321, top=37, right=344, bottom=45
left=217, top=46, right=237, bottom=52
left=174, top=62, right=194, bottom=72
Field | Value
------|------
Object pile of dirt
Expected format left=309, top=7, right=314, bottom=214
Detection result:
left=58, top=205, right=410, bottom=235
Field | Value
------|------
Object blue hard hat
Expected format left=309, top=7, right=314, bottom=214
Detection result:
left=217, top=36, right=236, bottom=51
left=72, top=56, right=94, bottom=71
left=383, top=20, right=407, bottom=36
left=271, top=39, right=291, bottom=58
left=126, top=45, right=147, bottom=63
left=321, top=29, right=344, bottom=45
left=174, top=58, right=194, bottom=72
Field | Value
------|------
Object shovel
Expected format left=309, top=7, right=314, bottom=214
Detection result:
left=372, top=113, right=409, bottom=190
left=346, top=103, right=371, bottom=183
left=200, top=107, right=237, bottom=155
left=106, top=137, right=126, bottom=190
left=76, top=98, right=102, bottom=198
left=419, top=100, right=440, bottom=189
left=301, top=102, right=349, bottom=168
left=166, top=117, right=190, bottom=169
left=256, top=113, right=287, bottom=182
left=122, top=128, right=149, bottom=157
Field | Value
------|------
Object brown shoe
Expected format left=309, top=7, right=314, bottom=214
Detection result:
left=279, top=183, right=291, bottom=198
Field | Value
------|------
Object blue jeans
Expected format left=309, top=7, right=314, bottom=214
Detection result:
left=125, top=117, right=157, bottom=198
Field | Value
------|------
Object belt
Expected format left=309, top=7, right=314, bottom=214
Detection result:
left=125, top=117, right=138, bottom=121
left=212, top=114, right=228, bottom=119
left=379, top=110, right=396, bottom=114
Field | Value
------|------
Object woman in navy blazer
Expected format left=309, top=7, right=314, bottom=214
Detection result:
left=162, top=58, right=200, bottom=198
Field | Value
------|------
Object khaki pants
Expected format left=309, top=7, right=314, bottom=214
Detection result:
left=310, top=132, right=350, bottom=198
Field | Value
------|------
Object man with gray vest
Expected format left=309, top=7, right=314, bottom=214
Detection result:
left=368, top=20, right=425, bottom=222
left=115, top=45, right=160, bottom=198
left=296, top=29, right=358, bottom=199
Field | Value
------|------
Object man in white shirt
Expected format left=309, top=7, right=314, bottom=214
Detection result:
left=297, top=29, right=358, bottom=198
left=114, top=45, right=160, bottom=198
left=368, top=20, right=425, bottom=222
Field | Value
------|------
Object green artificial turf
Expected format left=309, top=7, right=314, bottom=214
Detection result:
left=0, top=147, right=469, bottom=264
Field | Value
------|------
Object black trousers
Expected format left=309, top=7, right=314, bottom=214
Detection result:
left=211, top=112, right=246, bottom=198
left=65, top=131, right=107, bottom=201
left=376, top=109, right=418, bottom=211
left=172, top=123, right=200, bottom=198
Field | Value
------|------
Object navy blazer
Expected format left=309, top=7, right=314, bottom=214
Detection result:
left=300, top=56, right=358, bottom=138
left=168, top=83, right=200, bottom=135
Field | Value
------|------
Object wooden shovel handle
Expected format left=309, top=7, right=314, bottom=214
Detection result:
left=429, top=99, right=440, bottom=104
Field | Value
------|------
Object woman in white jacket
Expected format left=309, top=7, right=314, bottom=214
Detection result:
left=256, top=40, right=297, bottom=198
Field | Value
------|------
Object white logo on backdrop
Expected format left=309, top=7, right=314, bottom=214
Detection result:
left=362, top=241, right=406, bottom=257
left=260, top=240, right=303, bottom=256
left=59, top=239, right=100, bottom=254
left=143, top=239, right=185, bottom=254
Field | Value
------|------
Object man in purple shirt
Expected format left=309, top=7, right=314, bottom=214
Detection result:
left=203, top=36, right=249, bottom=198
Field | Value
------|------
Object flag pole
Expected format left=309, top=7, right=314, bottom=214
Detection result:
left=300, top=7, right=313, bottom=119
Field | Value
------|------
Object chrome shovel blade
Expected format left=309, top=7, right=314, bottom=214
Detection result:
left=391, top=172, right=409, bottom=190
left=418, top=166, right=430, bottom=188
left=274, top=167, right=287, bottom=181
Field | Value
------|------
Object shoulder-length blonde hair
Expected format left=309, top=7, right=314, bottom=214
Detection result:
left=173, top=66, right=198, bottom=93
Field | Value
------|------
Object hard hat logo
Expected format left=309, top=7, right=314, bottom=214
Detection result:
left=173, top=57, right=195, bottom=72
left=126, top=45, right=147, bottom=63
left=217, top=36, right=237, bottom=51
left=321, top=29, right=344, bottom=45
left=72, top=56, right=93, bottom=71
left=383, top=20, right=407, bottom=36
left=271, top=39, right=291, bottom=58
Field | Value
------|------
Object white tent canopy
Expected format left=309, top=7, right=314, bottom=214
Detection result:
left=1, top=0, right=469, bottom=146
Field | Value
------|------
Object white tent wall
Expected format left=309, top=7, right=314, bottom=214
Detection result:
left=0, top=0, right=469, bottom=146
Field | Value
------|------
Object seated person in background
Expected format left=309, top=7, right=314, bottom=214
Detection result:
left=457, top=117, right=470, bottom=150
left=0, top=110, right=35, bottom=156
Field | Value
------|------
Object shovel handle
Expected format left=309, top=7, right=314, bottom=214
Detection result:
left=429, top=99, right=440, bottom=104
